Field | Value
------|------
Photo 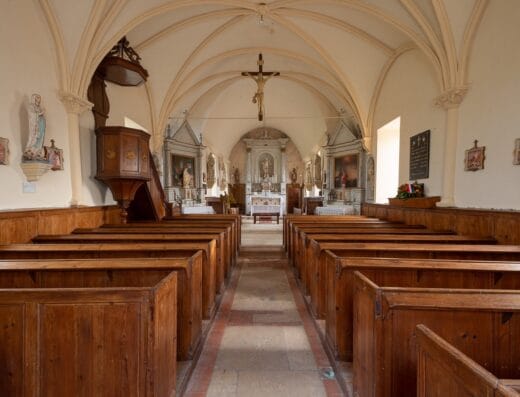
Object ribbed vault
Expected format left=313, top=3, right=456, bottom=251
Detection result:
left=40, top=0, right=489, bottom=158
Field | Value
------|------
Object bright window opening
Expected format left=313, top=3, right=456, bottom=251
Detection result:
left=376, top=117, right=401, bottom=204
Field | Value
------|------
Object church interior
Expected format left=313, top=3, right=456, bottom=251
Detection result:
left=1, top=1, right=520, bottom=396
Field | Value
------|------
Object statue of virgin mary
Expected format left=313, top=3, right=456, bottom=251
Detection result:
left=23, top=94, right=47, bottom=161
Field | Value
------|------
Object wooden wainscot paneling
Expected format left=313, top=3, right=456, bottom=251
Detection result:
left=0, top=206, right=120, bottom=244
left=361, top=203, right=520, bottom=244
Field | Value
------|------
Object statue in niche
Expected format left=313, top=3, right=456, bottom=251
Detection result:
left=218, top=157, right=227, bottom=191
left=290, top=167, right=298, bottom=184
left=24, top=94, right=47, bottom=161
left=367, top=156, right=375, bottom=200
left=258, top=153, right=274, bottom=180
left=0, top=138, right=9, bottom=165
left=305, top=162, right=313, bottom=191
left=206, top=154, right=216, bottom=188
left=182, top=163, right=194, bottom=189
left=233, top=167, right=240, bottom=185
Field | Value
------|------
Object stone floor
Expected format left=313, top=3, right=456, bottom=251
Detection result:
left=184, top=219, right=345, bottom=396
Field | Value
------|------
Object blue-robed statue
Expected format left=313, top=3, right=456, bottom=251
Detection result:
left=23, top=94, right=47, bottom=161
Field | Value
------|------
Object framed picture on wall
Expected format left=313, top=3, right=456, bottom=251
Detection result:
left=514, top=138, right=520, bottom=165
left=45, top=140, right=64, bottom=171
left=334, top=153, right=359, bottom=188
left=464, top=140, right=485, bottom=172
left=171, top=155, right=195, bottom=186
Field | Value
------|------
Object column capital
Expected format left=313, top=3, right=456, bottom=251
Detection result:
left=58, top=91, right=93, bottom=114
left=434, top=86, right=469, bottom=110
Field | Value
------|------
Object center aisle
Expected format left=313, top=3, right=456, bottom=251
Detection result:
left=184, top=218, right=344, bottom=397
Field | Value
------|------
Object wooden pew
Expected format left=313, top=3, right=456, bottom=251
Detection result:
left=74, top=227, right=231, bottom=288
left=293, top=227, right=454, bottom=287
left=306, top=236, right=497, bottom=317
left=0, top=251, right=203, bottom=361
left=163, top=214, right=241, bottom=253
left=106, top=221, right=237, bottom=268
left=33, top=233, right=225, bottom=292
left=26, top=238, right=219, bottom=318
left=0, top=258, right=179, bottom=396
left=0, top=244, right=207, bottom=360
left=416, top=325, right=520, bottom=397
left=161, top=214, right=242, bottom=253
left=285, top=218, right=424, bottom=257
left=283, top=215, right=395, bottom=250
left=325, top=255, right=520, bottom=360
left=291, top=226, right=453, bottom=269
left=352, top=272, right=520, bottom=397
left=160, top=220, right=238, bottom=264
left=284, top=216, right=406, bottom=251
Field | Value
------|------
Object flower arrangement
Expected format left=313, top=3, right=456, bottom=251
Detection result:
left=396, top=181, right=425, bottom=199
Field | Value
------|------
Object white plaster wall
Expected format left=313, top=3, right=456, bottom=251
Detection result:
left=0, top=1, right=72, bottom=210
left=455, top=1, right=520, bottom=210
left=373, top=49, right=445, bottom=198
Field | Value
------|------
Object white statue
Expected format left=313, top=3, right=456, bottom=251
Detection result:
left=262, top=157, right=270, bottom=179
left=182, top=165, right=193, bottom=189
left=24, top=94, right=47, bottom=161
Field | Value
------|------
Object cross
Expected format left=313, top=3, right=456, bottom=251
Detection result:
left=242, top=53, right=279, bottom=121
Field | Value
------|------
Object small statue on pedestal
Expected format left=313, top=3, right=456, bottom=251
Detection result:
left=290, top=167, right=298, bottom=184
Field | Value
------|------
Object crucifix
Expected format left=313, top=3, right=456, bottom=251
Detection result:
left=242, top=53, right=279, bottom=121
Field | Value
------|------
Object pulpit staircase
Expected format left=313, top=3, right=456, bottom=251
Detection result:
left=128, top=152, right=171, bottom=221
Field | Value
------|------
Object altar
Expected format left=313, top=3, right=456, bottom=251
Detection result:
left=250, top=196, right=283, bottom=216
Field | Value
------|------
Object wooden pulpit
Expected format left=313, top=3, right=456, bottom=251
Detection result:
left=95, top=126, right=151, bottom=223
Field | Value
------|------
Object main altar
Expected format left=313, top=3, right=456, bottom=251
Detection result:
left=244, top=131, right=288, bottom=216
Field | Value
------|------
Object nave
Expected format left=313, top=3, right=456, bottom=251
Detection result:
left=185, top=220, right=344, bottom=396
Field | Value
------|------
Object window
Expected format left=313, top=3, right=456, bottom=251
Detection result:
left=376, top=117, right=400, bottom=204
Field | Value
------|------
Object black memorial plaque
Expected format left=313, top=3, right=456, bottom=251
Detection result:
left=409, top=130, right=430, bottom=180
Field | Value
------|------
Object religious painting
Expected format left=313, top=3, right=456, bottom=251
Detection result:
left=45, top=140, right=64, bottom=171
left=464, top=140, right=485, bottom=172
left=0, top=138, right=9, bottom=165
left=258, top=152, right=274, bottom=180
left=171, top=155, right=195, bottom=187
left=334, top=153, right=359, bottom=188
left=514, top=138, right=520, bottom=165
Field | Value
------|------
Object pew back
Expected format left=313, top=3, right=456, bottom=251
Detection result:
left=324, top=255, right=520, bottom=360
left=0, top=259, right=179, bottom=397
left=353, top=272, right=520, bottom=397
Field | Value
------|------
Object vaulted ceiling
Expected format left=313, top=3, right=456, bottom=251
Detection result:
left=42, top=0, right=488, bottom=158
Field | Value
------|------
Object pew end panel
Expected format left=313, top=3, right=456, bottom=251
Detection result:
left=0, top=270, right=178, bottom=397
left=416, top=324, right=520, bottom=397
left=352, top=271, right=520, bottom=397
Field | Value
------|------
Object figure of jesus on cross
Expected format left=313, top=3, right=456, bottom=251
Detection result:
left=242, top=53, right=279, bottom=121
